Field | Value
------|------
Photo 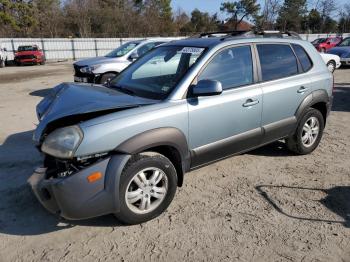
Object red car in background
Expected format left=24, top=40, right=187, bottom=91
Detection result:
left=312, top=37, right=342, bottom=52
left=14, top=45, right=46, bottom=65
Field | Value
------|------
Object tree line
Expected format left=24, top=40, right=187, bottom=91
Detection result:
left=0, top=0, right=350, bottom=38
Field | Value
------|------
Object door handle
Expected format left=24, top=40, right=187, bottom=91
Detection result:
left=243, top=99, right=259, bottom=107
left=297, top=86, right=308, bottom=93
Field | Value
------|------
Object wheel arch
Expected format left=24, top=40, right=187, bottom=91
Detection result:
left=114, top=127, right=191, bottom=187
left=98, top=71, right=120, bottom=83
left=295, top=89, right=330, bottom=124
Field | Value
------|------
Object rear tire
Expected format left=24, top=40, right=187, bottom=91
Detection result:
left=0, top=59, right=4, bottom=68
left=115, top=152, right=177, bottom=225
left=99, top=73, right=117, bottom=84
left=326, top=60, right=336, bottom=73
left=286, top=108, right=324, bottom=155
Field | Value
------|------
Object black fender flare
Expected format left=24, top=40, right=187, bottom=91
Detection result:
left=114, top=127, right=191, bottom=184
left=295, top=89, right=331, bottom=121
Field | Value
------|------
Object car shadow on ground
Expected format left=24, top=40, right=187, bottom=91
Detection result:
left=0, top=130, right=129, bottom=236
left=248, top=140, right=294, bottom=157
left=333, top=84, right=350, bottom=112
left=255, top=185, right=350, bottom=228
left=29, top=88, right=53, bottom=97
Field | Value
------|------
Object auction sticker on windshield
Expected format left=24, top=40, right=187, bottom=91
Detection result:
left=179, top=47, right=205, bottom=55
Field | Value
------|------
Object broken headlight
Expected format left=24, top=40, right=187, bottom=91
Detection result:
left=41, top=125, right=83, bottom=159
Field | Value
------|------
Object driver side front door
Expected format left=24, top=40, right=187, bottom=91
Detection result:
left=188, top=45, right=263, bottom=168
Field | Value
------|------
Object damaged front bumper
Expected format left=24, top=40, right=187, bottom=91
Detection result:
left=28, top=154, right=130, bottom=220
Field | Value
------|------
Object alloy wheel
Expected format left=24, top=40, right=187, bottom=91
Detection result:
left=125, top=167, right=168, bottom=214
left=301, top=116, right=320, bottom=147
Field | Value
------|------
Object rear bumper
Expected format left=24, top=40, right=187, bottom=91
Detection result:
left=28, top=154, right=130, bottom=220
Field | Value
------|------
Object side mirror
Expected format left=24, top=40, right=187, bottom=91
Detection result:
left=129, top=52, right=139, bottom=61
left=192, top=79, right=223, bottom=97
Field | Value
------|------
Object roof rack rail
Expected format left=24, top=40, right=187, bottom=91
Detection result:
left=253, top=30, right=302, bottom=39
left=192, top=30, right=302, bottom=40
left=198, top=30, right=249, bottom=38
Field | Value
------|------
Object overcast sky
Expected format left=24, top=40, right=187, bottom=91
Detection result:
left=171, top=0, right=348, bottom=20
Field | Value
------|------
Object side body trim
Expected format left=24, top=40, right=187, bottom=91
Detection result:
left=191, top=127, right=262, bottom=168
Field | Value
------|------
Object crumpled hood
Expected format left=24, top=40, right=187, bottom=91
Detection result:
left=33, top=82, right=157, bottom=143
left=327, top=47, right=350, bottom=58
left=74, top=56, right=123, bottom=66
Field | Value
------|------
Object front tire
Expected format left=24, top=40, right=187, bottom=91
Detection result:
left=286, top=108, right=324, bottom=155
left=99, top=73, right=117, bottom=84
left=115, top=152, right=177, bottom=224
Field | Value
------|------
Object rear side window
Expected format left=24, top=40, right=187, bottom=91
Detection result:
left=257, top=44, right=298, bottom=81
left=292, top=44, right=312, bottom=72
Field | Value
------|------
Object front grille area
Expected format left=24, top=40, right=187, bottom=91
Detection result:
left=17, top=55, right=35, bottom=60
left=73, top=64, right=96, bottom=82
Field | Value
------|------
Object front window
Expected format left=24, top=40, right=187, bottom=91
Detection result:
left=198, top=45, right=253, bottom=90
left=110, top=46, right=205, bottom=99
left=338, top=38, right=350, bottom=47
left=18, top=46, right=38, bottom=51
left=105, top=42, right=140, bottom=58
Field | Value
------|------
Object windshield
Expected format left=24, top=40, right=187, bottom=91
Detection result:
left=338, top=38, right=350, bottom=46
left=109, top=46, right=206, bottom=99
left=18, top=46, right=38, bottom=51
left=313, top=38, right=327, bottom=44
left=105, top=42, right=140, bottom=57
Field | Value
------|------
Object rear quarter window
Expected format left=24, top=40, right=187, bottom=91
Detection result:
left=292, top=44, right=313, bottom=72
left=257, top=44, right=298, bottom=81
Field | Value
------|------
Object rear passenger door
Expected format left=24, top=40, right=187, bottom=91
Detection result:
left=255, top=43, right=313, bottom=143
left=188, top=45, right=263, bottom=167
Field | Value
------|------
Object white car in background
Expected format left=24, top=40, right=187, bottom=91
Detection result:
left=73, top=39, right=169, bottom=84
left=0, top=44, right=8, bottom=68
left=319, top=53, right=341, bottom=73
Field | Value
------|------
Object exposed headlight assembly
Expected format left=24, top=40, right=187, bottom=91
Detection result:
left=41, top=126, right=83, bottom=159
left=80, top=64, right=101, bottom=73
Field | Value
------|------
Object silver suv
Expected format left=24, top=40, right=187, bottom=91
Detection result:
left=29, top=31, right=333, bottom=224
left=73, top=39, right=168, bottom=84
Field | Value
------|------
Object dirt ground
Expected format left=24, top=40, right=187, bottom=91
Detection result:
left=0, top=62, right=349, bottom=262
